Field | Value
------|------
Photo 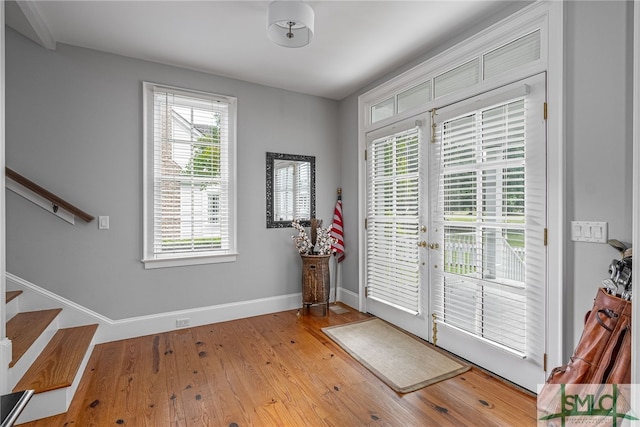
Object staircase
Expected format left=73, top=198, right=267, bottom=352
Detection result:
left=5, top=289, right=98, bottom=423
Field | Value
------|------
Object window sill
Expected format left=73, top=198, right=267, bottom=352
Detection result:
left=141, top=253, right=238, bottom=269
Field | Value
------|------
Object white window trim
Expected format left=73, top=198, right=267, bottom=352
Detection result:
left=357, top=0, right=565, bottom=371
left=141, top=82, right=238, bottom=269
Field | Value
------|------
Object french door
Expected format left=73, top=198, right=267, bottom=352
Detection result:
left=365, top=74, right=547, bottom=391
left=364, top=116, right=430, bottom=340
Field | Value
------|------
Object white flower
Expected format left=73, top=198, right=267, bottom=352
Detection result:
left=291, top=219, right=337, bottom=255
left=291, top=220, right=313, bottom=254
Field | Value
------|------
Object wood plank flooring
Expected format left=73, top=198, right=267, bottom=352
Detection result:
left=18, top=305, right=537, bottom=426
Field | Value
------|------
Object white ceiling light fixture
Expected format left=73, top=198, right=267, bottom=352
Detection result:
left=267, top=1, right=314, bottom=48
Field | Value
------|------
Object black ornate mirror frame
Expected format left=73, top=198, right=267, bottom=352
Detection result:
left=266, top=152, right=316, bottom=228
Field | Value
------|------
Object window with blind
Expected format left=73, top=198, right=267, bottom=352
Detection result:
left=366, top=126, right=421, bottom=314
left=142, top=82, right=237, bottom=268
left=431, top=76, right=545, bottom=357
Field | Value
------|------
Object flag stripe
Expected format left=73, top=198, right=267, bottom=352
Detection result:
left=331, top=199, right=345, bottom=262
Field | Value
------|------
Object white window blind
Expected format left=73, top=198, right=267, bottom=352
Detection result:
left=208, top=194, right=220, bottom=224
left=431, top=77, right=545, bottom=357
left=295, top=161, right=311, bottom=219
left=434, top=59, right=480, bottom=99
left=143, top=83, right=236, bottom=267
left=371, top=97, right=395, bottom=123
left=274, top=161, right=311, bottom=222
left=398, top=81, right=431, bottom=115
left=483, top=30, right=541, bottom=80
left=366, top=126, right=421, bottom=314
left=274, top=163, right=294, bottom=221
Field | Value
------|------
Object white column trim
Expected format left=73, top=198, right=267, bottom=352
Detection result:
left=0, top=0, right=9, bottom=395
left=631, top=0, right=639, bottom=415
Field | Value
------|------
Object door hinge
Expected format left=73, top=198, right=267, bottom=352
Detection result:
left=364, top=218, right=368, bottom=230
left=432, top=313, right=438, bottom=347
left=364, top=149, right=367, bottom=161
left=543, top=102, right=548, bottom=120
left=543, top=353, right=548, bottom=371
left=365, top=286, right=369, bottom=297
left=544, top=228, right=548, bottom=246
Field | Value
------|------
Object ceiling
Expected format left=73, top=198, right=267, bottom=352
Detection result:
left=6, top=1, right=523, bottom=100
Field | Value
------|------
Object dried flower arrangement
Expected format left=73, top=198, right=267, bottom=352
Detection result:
left=291, top=219, right=336, bottom=256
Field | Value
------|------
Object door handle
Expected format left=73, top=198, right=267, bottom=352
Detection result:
left=418, top=241, right=439, bottom=249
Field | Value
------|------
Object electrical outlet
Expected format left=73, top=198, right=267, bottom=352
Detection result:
left=176, top=318, right=190, bottom=328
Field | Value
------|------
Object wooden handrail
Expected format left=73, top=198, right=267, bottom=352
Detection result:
left=5, top=167, right=94, bottom=223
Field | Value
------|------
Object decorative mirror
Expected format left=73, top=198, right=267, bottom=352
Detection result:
left=266, top=152, right=315, bottom=228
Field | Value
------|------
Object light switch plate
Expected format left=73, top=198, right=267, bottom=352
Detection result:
left=99, top=216, right=110, bottom=230
left=571, top=221, right=607, bottom=243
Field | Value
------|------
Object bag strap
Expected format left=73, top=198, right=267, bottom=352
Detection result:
left=596, top=308, right=619, bottom=332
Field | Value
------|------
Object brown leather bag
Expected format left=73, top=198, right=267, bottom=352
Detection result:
left=538, top=288, right=631, bottom=414
left=547, top=288, right=631, bottom=385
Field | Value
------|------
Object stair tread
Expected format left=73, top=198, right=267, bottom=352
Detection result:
left=6, top=290, right=22, bottom=303
left=14, top=324, right=98, bottom=394
left=7, top=309, right=62, bottom=367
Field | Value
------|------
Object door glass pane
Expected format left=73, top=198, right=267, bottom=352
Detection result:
left=367, top=127, right=421, bottom=314
left=435, top=93, right=529, bottom=354
left=444, top=226, right=477, bottom=277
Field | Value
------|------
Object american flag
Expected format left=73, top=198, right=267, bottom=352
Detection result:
left=331, top=194, right=345, bottom=262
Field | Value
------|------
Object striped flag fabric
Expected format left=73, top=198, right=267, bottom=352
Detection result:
left=331, top=196, right=345, bottom=262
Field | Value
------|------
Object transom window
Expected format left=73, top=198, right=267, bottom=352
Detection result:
left=368, top=29, right=541, bottom=125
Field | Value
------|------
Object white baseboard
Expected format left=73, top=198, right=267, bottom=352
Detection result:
left=101, top=292, right=302, bottom=342
left=337, top=287, right=359, bottom=311
left=6, top=273, right=363, bottom=344
left=6, top=273, right=302, bottom=343
left=7, top=273, right=112, bottom=328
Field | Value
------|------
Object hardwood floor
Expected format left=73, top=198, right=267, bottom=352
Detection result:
left=19, top=305, right=537, bottom=426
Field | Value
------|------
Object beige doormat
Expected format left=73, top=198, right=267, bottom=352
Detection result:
left=323, top=318, right=469, bottom=393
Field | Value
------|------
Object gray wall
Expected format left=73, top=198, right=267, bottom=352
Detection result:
left=5, top=28, right=339, bottom=320
left=335, top=95, right=359, bottom=294
left=564, top=0, right=634, bottom=353
left=337, top=1, right=634, bottom=355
